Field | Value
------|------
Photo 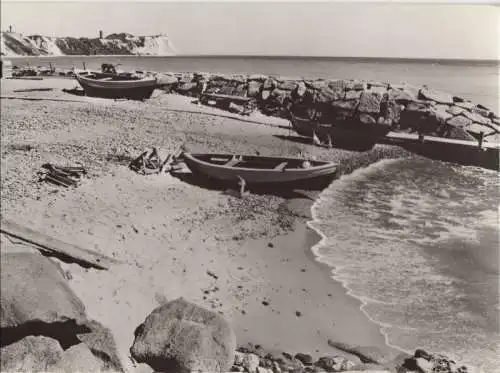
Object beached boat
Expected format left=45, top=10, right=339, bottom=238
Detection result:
left=181, top=153, right=339, bottom=189
left=74, top=70, right=159, bottom=100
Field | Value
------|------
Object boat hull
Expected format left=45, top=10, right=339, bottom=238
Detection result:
left=182, top=153, right=339, bottom=190
left=75, top=73, right=158, bottom=100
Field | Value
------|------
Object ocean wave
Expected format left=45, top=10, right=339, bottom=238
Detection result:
left=307, top=156, right=499, bottom=372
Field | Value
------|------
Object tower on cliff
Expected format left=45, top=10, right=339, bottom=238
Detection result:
left=9, top=25, right=12, bottom=32
left=99, top=30, right=103, bottom=39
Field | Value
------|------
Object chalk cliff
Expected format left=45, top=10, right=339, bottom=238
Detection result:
left=0, top=32, right=176, bottom=57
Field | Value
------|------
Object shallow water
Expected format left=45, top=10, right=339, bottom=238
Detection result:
left=310, top=157, right=499, bottom=372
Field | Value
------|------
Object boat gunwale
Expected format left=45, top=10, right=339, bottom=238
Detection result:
left=183, top=153, right=338, bottom=173
left=75, top=72, right=157, bottom=87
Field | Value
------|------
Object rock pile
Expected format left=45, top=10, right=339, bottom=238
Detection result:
left=0, top=252, right=123, bottom=372
left=164, top=73, right=499, bottom=143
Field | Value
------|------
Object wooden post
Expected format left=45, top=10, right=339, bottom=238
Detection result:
left=478, top=131, right=484, bottom=149
left=82, top=62, right=86, bottom=70
left=418, top=132, right=425, bottom=143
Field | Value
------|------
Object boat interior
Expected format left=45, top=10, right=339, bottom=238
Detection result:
left=195, top=154, right=324, bottom=170
left=85, top=72, right=142, bottom=81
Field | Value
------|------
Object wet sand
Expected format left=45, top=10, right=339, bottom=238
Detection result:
left=1, top=78, right=406, bottom=372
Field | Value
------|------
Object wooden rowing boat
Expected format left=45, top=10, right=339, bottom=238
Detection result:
left=74, top=71, right=158, bottom=100
left=181, top=153, right=339, bottom=189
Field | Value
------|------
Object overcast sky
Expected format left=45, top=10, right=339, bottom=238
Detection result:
left=1, top=1, right=498, bottom=59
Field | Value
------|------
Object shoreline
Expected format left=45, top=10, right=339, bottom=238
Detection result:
left=0, top=77, right=425, bottom=371
left=306, top=158, right=412, bottom=358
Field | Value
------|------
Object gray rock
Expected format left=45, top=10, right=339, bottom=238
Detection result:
left=332, top=99, right=358, bottom=113
left=358, top=92, right=382, bottom=114
left=345, top=80, right=367, bottom=91
left=359, top=113, right=377, bottom=125
left=305, top=80, right=328, bottom=90
left=415, top=357, right=433, bottom=373
left=77, top=319, right=124, bottom=372
left=294, top=353, right=313, bottom=366
left=345, top=90, right=362, bottom=100
left=241, top=353, right=260, bottom=373
left=1, top=253, right=87, bottom=328
left=446, top=115, right=473, bottom=128
left=328, top=80, right=348, bottom=91
left=446, top=105, right=465, bottom=116
left=471, top=105, right=491, bottom=118
left=248, top=74, right=269, bottom=82
left=388, top=89, right=417, bottom=103
left=247, top=81, right=263, bottom=98
left=418, top=88, right=453, bottom=104
left=443, top=124, right=477, bottom=141
left=315, top=356, right=349, bottom=372
left=0, top=336, right=63, bottom=372
left=51, top=343, right=106, bottom=372
left=295, top=82, right=307, bottom=97
left=455, top=101, right=475, bottom=111
left=316, top=87, right=343, bottom=103
left=430, top=105, right=453, bottom=124
left=278, top=80, right=299, bottom=91
left=130, top=297, right=236, bottom=373
left=466, top=123, right=496, bottom=136
left=461, top=110, right=491, bottom=125
left=263, top=78, right=278, bottom=90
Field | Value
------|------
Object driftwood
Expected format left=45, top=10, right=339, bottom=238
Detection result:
left=0, top=218, right=120, bottom=270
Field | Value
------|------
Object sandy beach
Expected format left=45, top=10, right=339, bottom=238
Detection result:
left=1, top=78, right=410, bottom=372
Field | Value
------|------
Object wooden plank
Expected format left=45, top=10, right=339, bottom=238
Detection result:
left=0, top=218, right=119, bottom=270
left=225, top=158, right=241, bottom=167
left=274, top=162, right=288, bottom=171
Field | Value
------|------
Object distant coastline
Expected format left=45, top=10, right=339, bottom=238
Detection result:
left=6, top=54, right=498, bottom=66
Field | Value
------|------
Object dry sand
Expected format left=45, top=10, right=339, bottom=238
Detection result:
left=1, top=78, right=407, bottom=372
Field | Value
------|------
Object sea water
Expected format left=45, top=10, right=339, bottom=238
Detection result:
left=309, top=158, right=499, bottom=372
left=11, top=55, right=499, bottom=370
left=8, top=55, right=499, bottom=110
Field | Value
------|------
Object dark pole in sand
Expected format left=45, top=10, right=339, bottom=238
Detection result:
left=82, top=62, right=86, bottom=71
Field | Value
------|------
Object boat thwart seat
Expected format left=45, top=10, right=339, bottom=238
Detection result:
left=274, top=162, right=288, bottom=171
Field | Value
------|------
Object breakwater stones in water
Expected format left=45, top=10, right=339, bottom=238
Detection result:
left=160, top=72, right=499, bottom=144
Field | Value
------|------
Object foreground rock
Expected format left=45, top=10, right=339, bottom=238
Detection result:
left=130, top=297, right=236, bottom=373
left=0, top=252, right=124, bottom=372
left=1, top=252, right=87, bottom=329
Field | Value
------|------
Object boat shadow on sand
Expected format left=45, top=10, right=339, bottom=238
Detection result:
left=171, top=170, right=320, bottom=201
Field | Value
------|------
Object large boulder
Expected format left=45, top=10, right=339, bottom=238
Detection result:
left=358, top=92, right=382, bottom=114
left=0, top=336, right=63, bottom=372
left=418, top=87, right=454, bottom=104
left=130, top=297, right=236, bottom=373
left=1, top=253, right=87, bottom=329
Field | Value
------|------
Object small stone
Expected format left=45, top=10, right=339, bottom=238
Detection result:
left=262, top=300, right=270, bottom=306
left=268, top=242, right=274, bottom=248
left=295, top=310, right=302, bottom=317
left=345, top=90, right=362, bottom=100
left=295, top=353, right=314, bottom=365
left=242, top=353, right=261, bottom=373
left=415, top=357, right=434, bottom=373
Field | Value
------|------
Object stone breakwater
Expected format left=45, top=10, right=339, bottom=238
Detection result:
left=159, top=72, right=500, bottom=145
